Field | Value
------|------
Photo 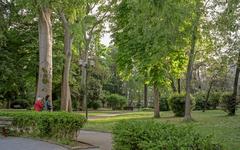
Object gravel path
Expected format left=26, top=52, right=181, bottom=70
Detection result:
left=0, top=137, right=68, bottom=150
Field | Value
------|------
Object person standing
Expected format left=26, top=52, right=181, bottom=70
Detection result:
left=34, top=97, right=44, bottom=112
left=44, top=95, right=52, bottom=111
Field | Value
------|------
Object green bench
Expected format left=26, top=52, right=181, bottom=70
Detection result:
left=0, top=117, right=13, bottom=137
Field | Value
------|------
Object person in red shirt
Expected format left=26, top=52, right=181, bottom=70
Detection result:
left=34, top=97, right=44, bottom=112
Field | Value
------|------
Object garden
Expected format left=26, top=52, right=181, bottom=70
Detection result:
left=1, top=0, right=240, bottom=150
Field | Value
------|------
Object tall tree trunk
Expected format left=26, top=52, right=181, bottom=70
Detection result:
left=81, top=36, right=90, bottom=118
left=230, top=51, right=240, bottom=116
left=184, top=1, right=200, bottom=121
left=60, top=12, right=73, bottom=112
left=144, top=84, right=148, bottom=107
left=36, top=6, right=52, bottom=109
left=184, top=30, right=196, bottom=121
left=203, top=81, right=213, bottom=112
left=177, top=78, right=181, bottom=94
left=153, top=83, right=160, bottom=118
left=35, top=65, right=38, bottom=104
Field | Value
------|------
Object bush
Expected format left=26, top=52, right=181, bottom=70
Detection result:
left=194, top=92, right=221, bottom=110
left=209, top=92, right=221, bottom=109
left=106, top=94, right=127, bottom=110
left=220, top=92, right=236, bottom=115
left=168, top=93, right=195, bottom=117
left=194, top=92, right=206, bottom=110
left=0, top=111, right=86, bottom=140
left=113, top=120, right=222, bottom=150
left=160, top=97, right=169, bottom=111
left=141, top=108, right=153, bottom=111
left=52, top=100, right=60, bottom=111
left=88, top=101, right=101, bottom=110
left=10, top=99, right=31, bottom=109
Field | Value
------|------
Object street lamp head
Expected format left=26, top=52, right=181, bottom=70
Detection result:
left=89, top=60, right=95, bottom=67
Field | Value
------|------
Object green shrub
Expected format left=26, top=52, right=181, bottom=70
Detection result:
left=159, top=97, right=169, bottom=111
left=106, top=94, right=127, bottom=110
left=168, top=93, right=195, bottom=117
left=88, top=101, right=101, bottom=110
left=220, top=92, right=236, bottom=115
left=194, top=92, right=206, bottom=110
left=52, top=100, right=60, bottom=111
left=141, top=108, right=153, bottom=111
left=113, top=120, right=222, bottom=150
left=209, top=92, right=221, bottom=109
left=10, top=99, right=31, bottom=109
left=0, top=111, right=86, bottom=140
left=194, top=92, right=221, bottom=110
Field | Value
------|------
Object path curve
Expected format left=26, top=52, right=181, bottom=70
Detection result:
left=0, top=137, right=67, bottom=150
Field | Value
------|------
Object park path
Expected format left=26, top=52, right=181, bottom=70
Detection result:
left=0, top=137, right=68, bottom=150
left=78, top=130, right=112, bottom=150
left=0, top=113, right=114, bottom=150
left=0, top=135, right=110, bottom=150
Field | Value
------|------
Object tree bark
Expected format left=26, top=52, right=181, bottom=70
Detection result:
left=184, top=1, right=200, bottom=121
left=170, top=77, right=177, bottom=92
left=153, top=83, right=160, bottom=118
left=36, top=6, right=52, bottom=110
left=81, top=34, right=90, bottom=114
left=230, top=51, right=240, bottom=116
left=184, top=29, right=196, bottom=120
left=203, top=81, right=213, bottom=112
left=60, top=12, right=73, bottom=112
left=177, top=78, right=181, bottom=94
left=144, top=84, right=148, bottom=107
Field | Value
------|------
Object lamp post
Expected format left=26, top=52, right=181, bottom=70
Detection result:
left=79, top=58, right=95, bottom=119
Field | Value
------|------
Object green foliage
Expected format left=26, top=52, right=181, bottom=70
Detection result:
left=106, top=94, right=127, bottom=110
left=113, top=120, right=222, bottom=150
left=194, top=92, right=206, bottom=110
left=159, top=97, right=169, bottom=111
left=52, top=100, right=61, bottom=111
left=141, top=108, right=153, bottom=111
left=88, top=101, right=101, bottom=110
left=10, top=99, right=31, bottom=109
left=168, top=93, right=195, bottom=117
left=112, top=0, right=192, bottom=86
left=194, top=92, right=221, bottom=110
left=0, top=111, right=86, bottom=140
left=220, top=92, right=236, bottom=115
left=209, top=92, right=221, bottom=109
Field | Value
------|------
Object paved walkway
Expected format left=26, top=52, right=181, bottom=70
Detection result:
left=78, top=130, right=112, bottom=150
left=0, top=137, right=68, bottom=150
left=0, top=131, right=112, bottom=150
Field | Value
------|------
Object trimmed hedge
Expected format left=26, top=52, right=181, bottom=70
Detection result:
left=0, top=111, right=86, bottom=140
left=113, top=120, right=222, bottom=150
left=160, top=97, right=170, bottom=111
left=194, top=92, right=206, bottom=110
left=194, top=92, right=221, bottom=110
left=220, top=92, right=236, bottom=115
left=106, top=94, right=127, bottom=110
left=168, top=93, right=195, bottom=117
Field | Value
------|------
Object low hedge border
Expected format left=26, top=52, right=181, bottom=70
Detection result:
left=113, top=120, right=222, bottom=150
left=0, top=111, right=86, bottom=141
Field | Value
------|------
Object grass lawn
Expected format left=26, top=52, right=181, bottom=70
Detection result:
left=82, top=110, right=240, bottom=150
